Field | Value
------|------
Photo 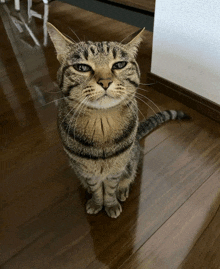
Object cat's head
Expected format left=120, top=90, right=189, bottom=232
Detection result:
left=47, top=23, right=144, bottom=109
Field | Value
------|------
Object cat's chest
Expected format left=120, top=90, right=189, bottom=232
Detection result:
left=81, top=114, right=127, bottom=144
left=59, top=102, right=137, bottom=146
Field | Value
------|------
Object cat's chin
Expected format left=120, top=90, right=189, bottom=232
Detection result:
left=88, top=95, right=123, bottom=109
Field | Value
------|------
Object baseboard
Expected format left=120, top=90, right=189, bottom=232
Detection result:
left=148, top=72, right=220, bottom=123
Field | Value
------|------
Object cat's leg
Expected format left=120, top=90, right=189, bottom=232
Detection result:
left=103, top=175, right=122, bottom=218
left=117, top=142, right=141, bottom=202
left=117, top=158, right=139, bottom=202
left=71, top=160, right=103, bottom=214
left=85, top=177, right=103, bottom=215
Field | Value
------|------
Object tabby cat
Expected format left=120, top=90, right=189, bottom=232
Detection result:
left=47, top=23, right=190, bottom=218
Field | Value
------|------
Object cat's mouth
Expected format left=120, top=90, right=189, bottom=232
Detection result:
left=96, top=93, right=113, bottom=101
left=89, top=93, right=122, bottom=109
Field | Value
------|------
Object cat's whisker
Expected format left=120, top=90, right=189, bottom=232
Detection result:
left=44, top=96, right=66, bottom=106
left=135, top=95, right=162, bottom=122
left=127, top=100, right=141, bottom=121
left=47, top=90, right=62, bottom=93
left=73, top=98, right=89, bottom=141
left=135, top=95, right=157, bottom=115
left=125, top=93, right=146, bottom=120
left=69, top=27, right=81, bottom=42
left=136, top=92, right=162, bottom=113
left=137, top=87, right=150, bottom=93
left=126, top=85, right=148, bottom=93
left=125, top=90, right=136, bottom=98
left=113, top=90, right=126, bottom=99
left=124, top=103, right=140, bottom=158
left=139, top=82, right=157, bottom=86
left=63, top=33, right=76, bottom=43
left=126, top=85, right=162, bottom=115
left=66, top=101, right=82, bottom=146
left=85, top=92, right=104, bottom=100
left=83, top=88, right=95, bottom=94
left=60, top=107, right=75, bottom=126
left=66, top=97, right=88, bottom=146
left=134, top=102, right=146, bottom=121
left=127, top=84, right=150, bottom=93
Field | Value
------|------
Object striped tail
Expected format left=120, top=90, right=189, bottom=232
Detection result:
left=137, top=110, right=191, bottom=140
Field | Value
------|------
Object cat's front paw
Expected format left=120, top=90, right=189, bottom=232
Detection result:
left=86, top=199, right=103, bottom=215
left=117, top=180, right=130, bottom=202
left=105, top=202, right=122, bottom=218
left=117, top=186, right=129, bottom=202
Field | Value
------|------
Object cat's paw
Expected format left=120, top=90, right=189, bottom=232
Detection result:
left=117, top=186, right=129, bottom=202
left=105, top=202, right=122, bottom=218
left=86, top=199, right=103, bottom=215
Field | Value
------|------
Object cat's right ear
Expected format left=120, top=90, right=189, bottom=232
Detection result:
left=122, top=28, right=145, bottom=57
left=47, top=22, right=74, bottom=63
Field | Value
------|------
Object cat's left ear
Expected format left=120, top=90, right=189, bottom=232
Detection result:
left=47, top=22, right=74, bottom=63
left=124, top=28, right=145, bottom=56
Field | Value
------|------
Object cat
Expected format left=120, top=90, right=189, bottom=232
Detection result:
left=47, top=23, right=190, bottom=218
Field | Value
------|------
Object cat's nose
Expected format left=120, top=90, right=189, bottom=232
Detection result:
left=97, top=79, right=113, bottom=90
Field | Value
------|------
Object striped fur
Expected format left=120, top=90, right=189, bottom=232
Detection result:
left=137, top=110, right=191, bottom=140
left=47, top=23, right=190, bottom=218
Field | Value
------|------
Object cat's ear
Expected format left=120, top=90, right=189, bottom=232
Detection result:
left=47, top=22, right=74, bottom=63
left=123, top=28, right=145, bottom=56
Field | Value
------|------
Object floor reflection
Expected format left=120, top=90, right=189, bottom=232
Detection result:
left=0, top=1, right=58, bottom=132
left=180, top=192, right=220, bottom=269
left=0, top=58, right=27, bottom=126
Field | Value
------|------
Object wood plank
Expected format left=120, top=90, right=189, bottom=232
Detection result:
left=120, top=169, right=220, bottom=269
left=180, top=202, right=220, bottom=269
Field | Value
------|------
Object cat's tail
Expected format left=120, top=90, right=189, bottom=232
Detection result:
left=137, top=110, right=191, bottom=140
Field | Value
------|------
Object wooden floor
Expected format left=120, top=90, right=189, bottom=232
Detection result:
left=1, top=1, right=220, bottom=268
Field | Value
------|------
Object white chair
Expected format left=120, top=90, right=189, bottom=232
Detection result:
left=27, top=0, right=49, bottom=46
left=13, top=0, right=49, bottom=46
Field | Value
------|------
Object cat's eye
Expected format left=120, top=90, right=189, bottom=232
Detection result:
left=112, top=61, right=127, bottom=70
left=73, top=64, right=92, bottom=72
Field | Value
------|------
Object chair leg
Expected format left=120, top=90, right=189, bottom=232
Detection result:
left=14, top=0, right=20, bottom=11
left=43, top=3, right=49, bottom=46
left=27, top=0, right=32, bottom=22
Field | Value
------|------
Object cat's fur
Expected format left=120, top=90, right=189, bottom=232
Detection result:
left=47, top=23, right=190, bottom=218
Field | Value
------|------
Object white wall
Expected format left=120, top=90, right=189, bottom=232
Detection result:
left=151, top=0, right=220, bottom=105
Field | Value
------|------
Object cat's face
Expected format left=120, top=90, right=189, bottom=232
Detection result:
left=47, top=23, right=144, bottom=109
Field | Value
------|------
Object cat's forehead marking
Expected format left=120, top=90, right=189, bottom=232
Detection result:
left=87, top=42, right=112, bottom=57
left=68, top=41, right=129, bottom=63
